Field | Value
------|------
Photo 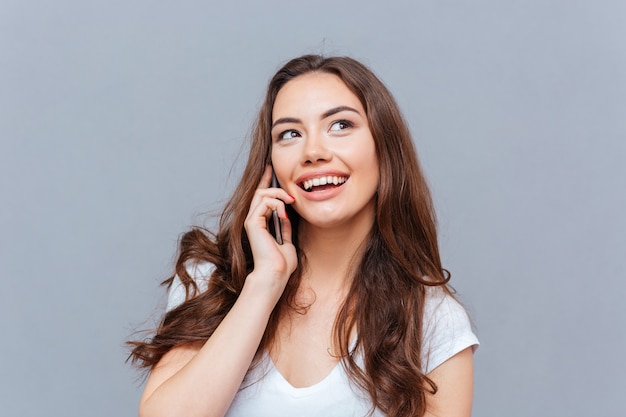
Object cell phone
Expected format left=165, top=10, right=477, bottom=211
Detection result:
left=270, top=169, right=283, bottom=245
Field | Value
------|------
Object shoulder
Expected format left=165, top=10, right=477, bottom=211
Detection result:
left=166, top=262, right=215, bottom=311
left=421, top=286, right=479, bottom=374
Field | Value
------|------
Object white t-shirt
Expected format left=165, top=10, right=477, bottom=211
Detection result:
left=166, top=263, right=479, bottom=417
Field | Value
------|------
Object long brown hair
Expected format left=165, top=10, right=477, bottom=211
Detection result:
left=128, top=55, right=450, bottom=417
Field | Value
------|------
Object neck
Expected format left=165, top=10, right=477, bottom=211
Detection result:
left=297, top=212, right=374, bottom=296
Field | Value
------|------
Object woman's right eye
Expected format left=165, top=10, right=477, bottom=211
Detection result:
left=278, top=130, right=300, bottom=140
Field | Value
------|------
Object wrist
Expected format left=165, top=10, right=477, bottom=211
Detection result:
left=240, top=271, right=287, bottom=310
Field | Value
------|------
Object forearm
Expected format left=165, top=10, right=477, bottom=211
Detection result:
left=139, top=277, right=280, bottom=417
left=139, top=167, right=296, bottom=417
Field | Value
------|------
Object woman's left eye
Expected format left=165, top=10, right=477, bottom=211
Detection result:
left=329, top=120, right=353, bottom=132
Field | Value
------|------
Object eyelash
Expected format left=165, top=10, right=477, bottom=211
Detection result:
left=330, top=120, right=354, bottom=131
left=275, top=119, right=355, bottom=141
left=277, top=130, right=301, bottom=141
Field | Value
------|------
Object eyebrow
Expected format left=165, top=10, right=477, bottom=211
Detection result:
left=271, top=105, right=362, bottom=130
left=271, top=117, right=301, bottom=130
left=321, top=105, right=361, bottom=119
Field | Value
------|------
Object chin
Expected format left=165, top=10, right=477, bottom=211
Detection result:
left=299, top=208, right=374, bottom=232
left=299, top=214, right=346, bottom=229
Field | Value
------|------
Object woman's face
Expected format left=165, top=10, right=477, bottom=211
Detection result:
left=270, top=72, right=379, bottom=231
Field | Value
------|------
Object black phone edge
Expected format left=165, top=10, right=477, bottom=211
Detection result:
left=270, top=170, right=283, bottom=245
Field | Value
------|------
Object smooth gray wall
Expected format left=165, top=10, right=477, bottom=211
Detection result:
left=1, top=1, right=624, bottom=416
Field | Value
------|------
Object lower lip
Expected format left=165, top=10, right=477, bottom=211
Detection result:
left=298, top=183, right=346, bottom=201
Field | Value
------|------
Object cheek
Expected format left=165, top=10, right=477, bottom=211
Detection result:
left=270, top=151, right=294, bottom=189
left=343, top=141, right=378, bottom=172
left=359, top=146, right=380, bottom=192
left=270, top=148, right=287, bottom=170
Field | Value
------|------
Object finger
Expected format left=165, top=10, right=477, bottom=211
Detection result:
left=245, top=195, right=287, bottom=236
left=250, top=194, right=288, bottom=218
left=279, top=212, right=293, bottom=244
left=249, top=189, right=295, bottom=213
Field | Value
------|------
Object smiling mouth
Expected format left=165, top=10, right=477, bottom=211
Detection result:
left=300, top=176, right=348, bottom=192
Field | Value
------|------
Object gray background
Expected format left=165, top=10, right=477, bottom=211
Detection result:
left=1, top=1, right=624, bottom=416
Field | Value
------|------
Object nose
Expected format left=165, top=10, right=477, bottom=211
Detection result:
left=301, top=131, right=332, bottom=165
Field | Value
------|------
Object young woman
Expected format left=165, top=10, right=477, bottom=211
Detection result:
left=128, top=55, right=479, bottom=417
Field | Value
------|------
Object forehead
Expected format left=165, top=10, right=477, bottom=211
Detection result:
left=272, top=72, right=364, bottom=120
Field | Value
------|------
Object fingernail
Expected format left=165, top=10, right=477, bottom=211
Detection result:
left=288, top=194, right=296, bottom=201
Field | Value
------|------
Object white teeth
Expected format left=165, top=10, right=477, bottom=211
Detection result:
left=303, top=176, right=347, bottom=191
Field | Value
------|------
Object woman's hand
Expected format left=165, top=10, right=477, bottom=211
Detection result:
left=243, top=166, right=297, bottom=300
left=139, top=167, right=297, bottom=417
